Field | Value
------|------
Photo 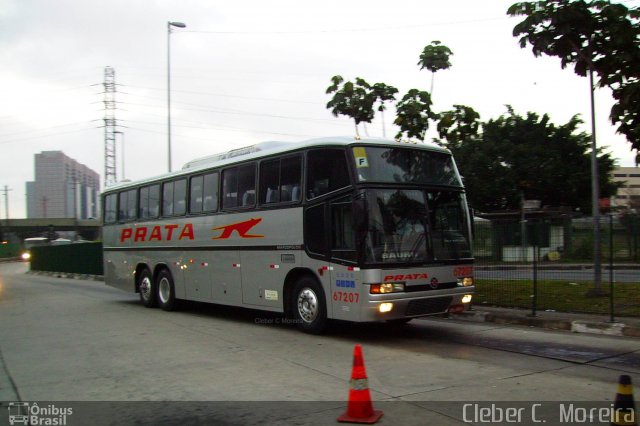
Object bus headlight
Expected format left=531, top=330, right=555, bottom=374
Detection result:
left=370, top=283, right=405, bottom=294
left=379, top=303, right=393, bottom=313
left=462, top=294, right=473, bottom=304
left=457, top=277, right=474, bottom=287
left=21, top=252, right=31, bottom=261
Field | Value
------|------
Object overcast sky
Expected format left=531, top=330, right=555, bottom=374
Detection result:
left=1, top=0, right=639, bottom=219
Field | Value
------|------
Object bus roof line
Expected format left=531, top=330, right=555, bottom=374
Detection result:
left=103, top=137, right=450, bottom=193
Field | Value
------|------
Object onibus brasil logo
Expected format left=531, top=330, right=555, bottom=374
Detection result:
left=7, top=402, right=73, bottom=425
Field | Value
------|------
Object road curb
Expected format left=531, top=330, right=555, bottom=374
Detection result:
left=453, top=310, right=640, bottom=338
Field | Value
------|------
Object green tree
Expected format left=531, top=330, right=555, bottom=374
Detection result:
left=371, top=82, right=399, bottom=138
left=507, top=0, right=640, bottom=152
left=436, top=104, right=481, bottom=149
left=326, top=75, right=377, bottom=137
left=394, top=89, right=438, bottom=141
left=418, top=40, right=453, bottom=94
left=450, top=107, right=620, bottom=213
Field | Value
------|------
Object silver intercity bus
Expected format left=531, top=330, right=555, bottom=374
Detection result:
left=102, top=137, right=474, bottom=333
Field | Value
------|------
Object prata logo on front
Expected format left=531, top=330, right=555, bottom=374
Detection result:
left=7, top=402, right=73, bottom=426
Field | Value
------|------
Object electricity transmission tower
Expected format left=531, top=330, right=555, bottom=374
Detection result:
left=103, top=66, right=117, bottom=187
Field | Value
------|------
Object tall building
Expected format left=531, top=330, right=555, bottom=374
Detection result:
left=26, top=151, right=100, bottom=219
left=612, top=166, right=640, bottom=209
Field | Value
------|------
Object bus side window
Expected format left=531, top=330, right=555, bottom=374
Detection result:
left=238, top=164, right=256, bottom=208
left=259, top=155, right=301, bottom=205
left=148, top=184, right=160, bottom=218
left=203, top=172, right=218, bottom=212
left=242, top=190, right=256, bottom=206
left=163, top=182, right=174, bottom=216
left=126, top=189, right=137, bottom=220
left=174, top=179, right=187, bottom=216
left=225, top=164, right=255, bottom=209
left=222, top=168, right=238, bottom=209
left=281, top=155, right=302, bottom=203
left=190, top=175, right=204, bottom=213
left=281, top=185, right=291, bottom=202
left=118, top=191, right=128, bottom=221
left=118, top=189, right=137, bottom=221
left=104, top=194, right=117, bottom=223
left=260, top=159, right=280, bottom=204
left=306, top=149, right=350, bottom=199
left=139, top=186, right=149, bottom=218
left=291, top=185, right=301, bottom=202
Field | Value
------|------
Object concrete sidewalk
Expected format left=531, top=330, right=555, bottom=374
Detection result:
left=453, top=305, right=640, bottom=338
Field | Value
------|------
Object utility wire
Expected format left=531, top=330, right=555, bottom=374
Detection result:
left=0, top=126, right=98, bottom=145
left=126, top=124, right=314, bottom=139
left=123, top=101, right=345, bottom=124
left=0, top=120, right=97, bottom=139
left=120, top=84, right=322, bottom=105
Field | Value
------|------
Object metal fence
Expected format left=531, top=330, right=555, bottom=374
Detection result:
left=473, top=216, right=640, bottom=319
left=30, top=242, right=104, bottom=276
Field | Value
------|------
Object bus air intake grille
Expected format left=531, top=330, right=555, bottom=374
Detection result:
left=405, top=297, right=453, bottom=316
left=405, top=282, right=457, bottom=292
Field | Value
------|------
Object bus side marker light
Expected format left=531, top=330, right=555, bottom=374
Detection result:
left=269, top=264, right=280, bottom=269
left=233, top=263, right=241, bottom=268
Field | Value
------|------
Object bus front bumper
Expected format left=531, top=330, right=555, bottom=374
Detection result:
left=360, top=288, right=474, bottom=322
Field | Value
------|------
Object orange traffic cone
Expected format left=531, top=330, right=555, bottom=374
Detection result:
left=337, top=344, right=383, bottom=424
left=612, top=375, right=636, bottom=426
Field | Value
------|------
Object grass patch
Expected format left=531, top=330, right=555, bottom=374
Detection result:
left=473, top=279, right=640, bottom=317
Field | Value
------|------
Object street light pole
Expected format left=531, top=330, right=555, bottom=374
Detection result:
left=167, top=21, right=186, bottom=173
left=588, top=68, right=604, bottom=296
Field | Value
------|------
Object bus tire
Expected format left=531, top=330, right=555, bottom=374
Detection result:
left=292, top=277, right=327, bottom=334
left=156, top=268, right=177, bottom=311
left=138, top=268, right=156, bottom=308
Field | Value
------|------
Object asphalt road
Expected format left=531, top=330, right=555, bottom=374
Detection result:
left=0, top=262, right=639, bottom=425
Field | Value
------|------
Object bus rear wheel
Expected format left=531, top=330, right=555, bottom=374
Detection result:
left=138, top=268, right=156, bottom=308
left=291, top=277, right=327, bottom=334
left=156, top=269, right=177, bottom=311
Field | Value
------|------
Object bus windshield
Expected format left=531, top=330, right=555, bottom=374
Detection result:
left=352, top=146, right=462, bottom=187
left=361, top=189, right=472, bottom=264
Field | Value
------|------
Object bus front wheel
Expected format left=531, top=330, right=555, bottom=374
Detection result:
left=291, top=277, right=327, bottom=334
left=156, top=269, right=177, bottom=311
left=138, top=268, right=156, bottom=308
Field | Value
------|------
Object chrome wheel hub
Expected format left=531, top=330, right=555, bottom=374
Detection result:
left=140, top=276, right=152, bottom=301
left=297, top=288, right=318, bottom=323
left=159, top=277, right=171, bottom=304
